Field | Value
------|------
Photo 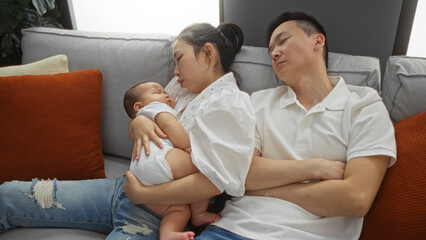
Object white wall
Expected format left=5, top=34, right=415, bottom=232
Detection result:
left=407, top=0, right=426, bottom=57
left=71, top=0, right=219, bottom=35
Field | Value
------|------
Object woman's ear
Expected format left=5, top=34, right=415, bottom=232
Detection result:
left=202, top=43, right=217, bottom=62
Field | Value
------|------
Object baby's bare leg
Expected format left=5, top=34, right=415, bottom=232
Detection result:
left=165, top=148, right=220, bottom=227
left=165, top=148, right=198, bottom=179
left=147, top=204, right=194, bottom=240
left=190, top=200, right=221, bottom=227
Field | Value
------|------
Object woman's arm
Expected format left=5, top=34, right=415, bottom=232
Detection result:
left=124, top=170, right=221, bottom=205
left=128, top=114, right=167, bottom=159
left=245, top=149, right=346, bottom=190
left=246, top=155, right=390, bottom=217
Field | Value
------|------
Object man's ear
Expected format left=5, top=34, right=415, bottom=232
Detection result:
left=134, top=102, right=143, bottom=112
left=313, top=33, right=326, bottom=51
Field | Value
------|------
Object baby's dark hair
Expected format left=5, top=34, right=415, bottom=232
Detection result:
left=123, top=82, right=147, bottom=119
left=176, top=22, right=244, bottom=72
left=266, top=11, right=328, bottom=68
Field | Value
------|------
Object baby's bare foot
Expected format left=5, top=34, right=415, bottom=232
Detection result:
left=191, top=212, right=221, bottom=227
left=162, top=231, right=195, bottom=240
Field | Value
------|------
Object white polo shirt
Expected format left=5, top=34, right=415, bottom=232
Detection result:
left=213, top=76, right=396, bottom=240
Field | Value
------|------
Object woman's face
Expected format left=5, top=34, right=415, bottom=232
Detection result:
left=172, top=39, right=210, bottom=93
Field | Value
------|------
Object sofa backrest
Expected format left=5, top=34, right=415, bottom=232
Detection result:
left=22, top=28, right=175, bottom=158
left=382, top=56, right=426, bottom=123
left=229, top=46, right=381, bottom=95
left=21, top=27, right=386, bottom=159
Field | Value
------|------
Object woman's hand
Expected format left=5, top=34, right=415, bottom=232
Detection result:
left=124, top=171, right=146, bottom=204
left=128, top=115, right=167, bottom=160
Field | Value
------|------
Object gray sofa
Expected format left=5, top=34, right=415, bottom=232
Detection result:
left=1, top=27, right=425, bottom=240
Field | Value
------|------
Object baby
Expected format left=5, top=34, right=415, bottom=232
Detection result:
left=123, top=82, right=220, bottom=240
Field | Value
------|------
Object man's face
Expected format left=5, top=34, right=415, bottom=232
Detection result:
left=268, top=21, right=317, bottom=82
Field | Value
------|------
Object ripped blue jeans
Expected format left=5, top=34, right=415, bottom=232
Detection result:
left=0, top=177, right=162, bottom=239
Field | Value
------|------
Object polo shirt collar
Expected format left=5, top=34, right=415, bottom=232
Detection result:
left=320, top=76, right=350, bottom=110
left=278, top=76, right=351, bottom=110
left=279, top=86, right=297, bottom=108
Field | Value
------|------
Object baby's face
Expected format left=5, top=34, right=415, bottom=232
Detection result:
left=139, top=82, right=176, bottom=108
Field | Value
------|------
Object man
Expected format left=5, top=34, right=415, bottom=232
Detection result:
left=124, top=12, right=396, bottom=240
left=195, top=11, right=396, bottom=239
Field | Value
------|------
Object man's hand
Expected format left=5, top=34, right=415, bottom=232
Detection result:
left=248, top=156, right=390, bottom=217
left=246, top=149, right=346, bottom=191
left=310, top=158, right=345, bottom=180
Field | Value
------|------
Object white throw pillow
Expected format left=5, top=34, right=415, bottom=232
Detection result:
left=0, top=54, right=69, bottom=77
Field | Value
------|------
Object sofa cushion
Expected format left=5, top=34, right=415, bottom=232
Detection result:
left=360, top=110, right=426, bottom=239
left=0, top=69, right=105, bottom=184
left=104, top=154, right=130, bottom=178
left=0, top=54, right=69, bottom=77
left=21, top=27, right=175, bottom=159
left=230, top=46, right=381, bottom=94
left=382, top=56, right=426, bottom=123
left=327, top=52, right=381, bottom=91
left=230, top=46, right=281, bottom=94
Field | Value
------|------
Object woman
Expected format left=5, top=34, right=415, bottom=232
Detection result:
left=0, top=22, right=255, bottom=240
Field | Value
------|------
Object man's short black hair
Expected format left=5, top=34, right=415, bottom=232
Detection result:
left=266, top=11, right=329, bottom=68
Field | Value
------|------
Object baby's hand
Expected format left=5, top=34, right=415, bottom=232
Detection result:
left=184, top=147, right=192, bottom=154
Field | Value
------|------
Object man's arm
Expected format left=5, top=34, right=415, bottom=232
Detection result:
left=155, top=112, right=190, bottom=150
left=246, top=155, right=390, bottom=217
left=245, top=148, right=345, bottom=191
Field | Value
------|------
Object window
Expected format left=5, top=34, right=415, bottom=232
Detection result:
left=407, top=1, right=426, bottom=57
left=70, top=0, right=219, bottom=35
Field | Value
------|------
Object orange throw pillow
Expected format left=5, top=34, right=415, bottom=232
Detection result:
left=0, top=69, right=105, bottom=184
left=360, top=111, right=426, bottom=239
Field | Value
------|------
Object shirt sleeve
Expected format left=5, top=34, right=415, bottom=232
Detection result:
left=189, top=91, right=256, bottom=197
left=250, top=91, right=264, bottom=153
left=344, top=89, right=397, bottom=167
left=137, top=102, right=177, bottom=122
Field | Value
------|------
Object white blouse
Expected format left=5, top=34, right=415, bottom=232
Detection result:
left=165, top=72, right=255, bottom=196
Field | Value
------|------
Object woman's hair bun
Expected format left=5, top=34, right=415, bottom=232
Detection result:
left=217, top=22, right=245, bottom=55
left=176, top=22, right=244, bottom=72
